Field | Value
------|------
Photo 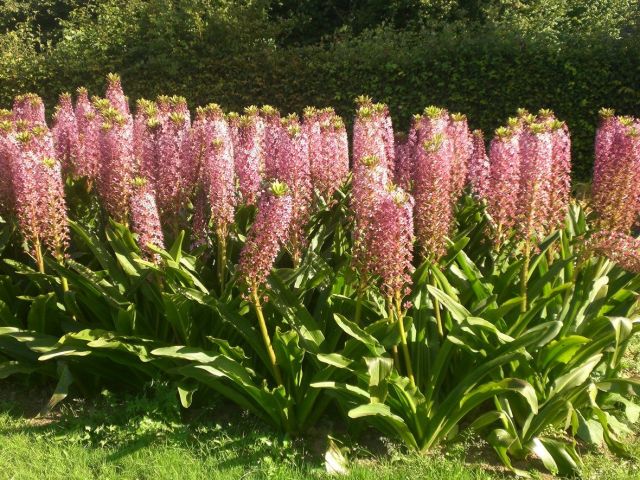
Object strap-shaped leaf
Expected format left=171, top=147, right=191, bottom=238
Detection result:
left=0, top=360, right=38, bottom=379
left=40, top=362, right=73, bottom=415
left=597, top=377, right=640, bottom=396
left=311, top=381, right=370, bottom=401
left=468, top=410, right=509, bottom=432
left=173, top=363, right=284, bottom=428
left=177, top=380, right=198, bottom=408
left=0, top=298, right=18, bottom=327
left=208, top=296, right=270, bottom=369
left=606, top=316, right=634, bottom=368
left=267, top=272, right=325, bottom=353
left=316, top=353, right=355, bottom=370
left=333, top=313, right=385, bottom=356
left=364, top=356, right=394, bottom=403
left=539, top=335, right=590, bottom=369
left=426, top=285, right=470, bottom=322
left=549, top=354, right=602, bottom=397
left=431, top=378, right=538, bottom=450
left=487, top=428, right=529, bottom=477
left=273, top=328, right=304, bottom=389
left=68, top=220, right=126, bottom=285
left=535, top=437, right=581, bottom=475
left=348, top=403, right=418, bottom=450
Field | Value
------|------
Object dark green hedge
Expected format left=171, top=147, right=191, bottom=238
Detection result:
left=2, top=28, right=639, bottom=179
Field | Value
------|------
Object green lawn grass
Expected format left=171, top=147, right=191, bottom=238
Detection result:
left=0, top=379, right=638, bottom=480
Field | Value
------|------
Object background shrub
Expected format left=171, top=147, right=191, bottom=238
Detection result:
left=1, top=0, right=639, bottom=179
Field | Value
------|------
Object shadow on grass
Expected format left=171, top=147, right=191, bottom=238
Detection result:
left=0, top=378, right=566, bottom=479
left=0, top=378, right=327, bottom=476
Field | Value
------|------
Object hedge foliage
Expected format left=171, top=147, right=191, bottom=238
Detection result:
left=1, top=1, right=639, bottom=179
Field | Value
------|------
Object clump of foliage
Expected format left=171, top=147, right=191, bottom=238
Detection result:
left=0, top=79, right=638, bottom=477
left=1, top=0, right=640, bottom=178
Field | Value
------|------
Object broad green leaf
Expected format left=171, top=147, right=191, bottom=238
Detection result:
left=597, top=378, right=640, bottom=396
left=68, top=220, right=126, bottom=285
left=40, top=362, right=73, bottom=415
left=550, top=354, right=602, bottom=397
left=316, top=353, right=354, bottom=370
left=540, top=335, right=590, bottom=369
left=606, top=316, right=633, bottom=368
left=0, top=360, right=38, bottom=379
left=426, top=285, right=470, bottom=322
left=311, top=381, right=370, bottom=401
left=333, top=313, right=385, bottom=356
left=364, top=356, right=394, bottom=403
left=529, top=437, right=559, bottom=474
left=267, top=272, right=325, bottom=352
left=576, top=411, right=605, bottom=446
left=152, top=345, right=222, bottom=364
left=325, top=436, right=349, bottom=475
left=537, top=437, right=581, bottom=475
left=178, top=381, right=198, bottom=408
left=349, top=403, right=418, bottom=450
left=487, top=429, right=530, bottom=477
left=468, top=410, right=509, bottom=432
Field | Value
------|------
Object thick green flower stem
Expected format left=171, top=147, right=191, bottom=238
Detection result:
left=387, top=299, right=402, bottom=371
left=54, top=249, right=70, bottom=293
left=354, top=294, right=363, bottom=325
left=520, top=183, right=540, bottom=314
left=354, top=275, right=368, bottom=325
left=251, top=285, right=284, bottom=387
left=520, top=240, right=531, bottom=313
left=291, top=241, right=301, bottom=268
left=59, top=262, right=69, bottom=293
left=216, top=229, right=227, bottom=288
left=395, top=294, right=415, bottom=389
left=34, top=239, right=45, bottom=274
left=60, top=276, right=69, bottom=292
left=430, top=271, right=444, bottom=338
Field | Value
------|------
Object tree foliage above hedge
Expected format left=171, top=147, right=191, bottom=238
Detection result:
left=0, top=0, right=639, bottom=179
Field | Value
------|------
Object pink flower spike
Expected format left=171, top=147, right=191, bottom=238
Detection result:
left=130, top=176, right=165, bottom=260
left=351, top=153, right=389, bottom=280
left=8, top=124, right=69, bottom=259
left=548, top=119, right=572, bottom=230
left=13, top=93, right=46, bottom=125
left=416, top=106, right=451, bottom=143
left=133, top=99, right=161, bottom=187
left=410, top=107, right=455, bottom=260
left=486, top=127, right=522, bottom=244
left=95, top=101, right=136, bottom=223
left=233, top=106, right=265, bottom=205
left=588, top=230, right=640, bottom=274
left=276, top=114, right=311, bottom=263
left=156, top=106, right=192, bottom=223
left=105, top=73, right=130, bottom=116
left=238, top=181, right=293, bottom=290
left=393, top=126, right=417, bottom=192
left=516, top=122, right=554, bottom=243
left=371, top=187, right=415, bottom=299
left=74, top=87, right=101, bottom=181
left=593, top=109, right=617, bottom=191
left=195, top=104, right=236, bottom=238
left=413, top=129, right=454, bottom=261
left=592, top=113, right=640, bottom=234
left=353, top=97, right=394, bottom=173
left=52, top=93, right=79, bottom=176
left=449, top=113, right=473, bottom=200
left=0, top=112, right=16, bottom=214
left=467, top=129, right=490, bottom=199
left=261, top=105, right=282, bottom=181
left=304, top=108, right=349, bottom=201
